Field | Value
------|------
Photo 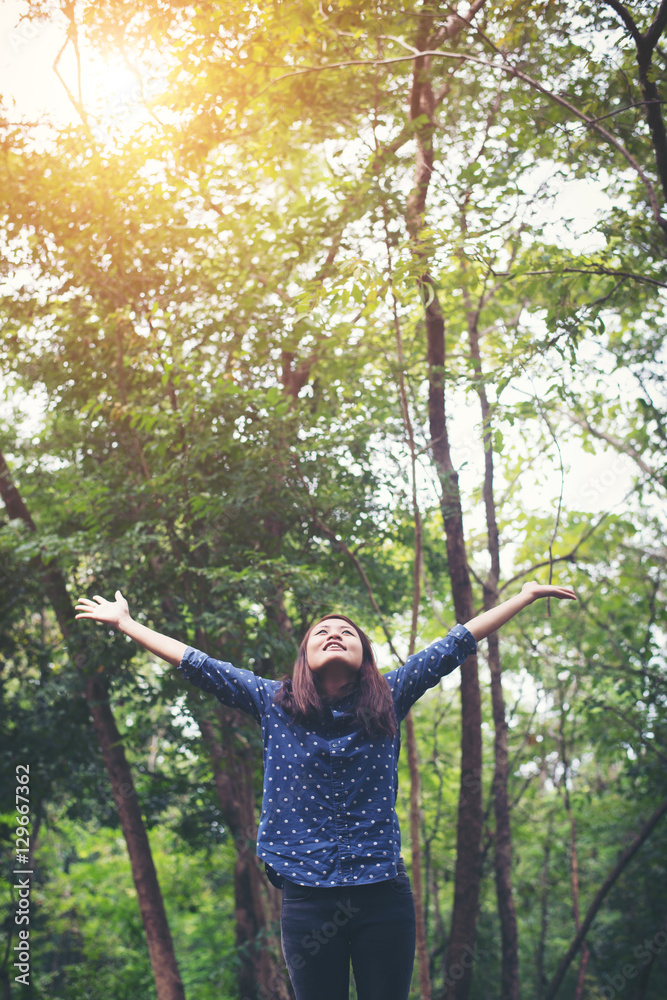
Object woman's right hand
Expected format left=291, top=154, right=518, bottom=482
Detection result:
left=75, top=590, right=131, bottom=629
left=75, top=590, right=186, bottom=666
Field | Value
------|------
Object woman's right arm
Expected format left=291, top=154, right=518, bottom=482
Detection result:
left=77, top=591, right=276, bottom=724
left=75, top=591, right=187, bottom=667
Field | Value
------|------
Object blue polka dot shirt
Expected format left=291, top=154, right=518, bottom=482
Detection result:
left=177, top=623, right=476, bottom=887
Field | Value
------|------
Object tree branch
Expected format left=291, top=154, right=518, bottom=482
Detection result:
left=601, top=0, right=643, bottom=46
left=645, top=0, right=667, bottom=53
left=255, top=44, right=667, bottom=232
left=602, top=0, right=667, bottom=203
left=52, top=2, right=94, bottom=138
left=543, top=797, right=667, bottom=1000
left=490, top=265, right=667, bottom=290
left=429, top=0, right=488, bottom=48
left=292, top=463, right=404, bottom=665
left=498, top=514, right=608, bottom=595
left=562, top=410, right=663, bottom=483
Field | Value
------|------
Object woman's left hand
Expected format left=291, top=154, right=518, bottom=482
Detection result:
left=521, top=581, right=577, bottom=603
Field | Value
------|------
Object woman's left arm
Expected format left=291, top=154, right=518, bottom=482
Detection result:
left=464, top=582, right=577, bottom=642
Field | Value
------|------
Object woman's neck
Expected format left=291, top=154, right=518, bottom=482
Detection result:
left=318, top=677, right=359, bottom=702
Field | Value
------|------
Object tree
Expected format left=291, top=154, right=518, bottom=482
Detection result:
left=2, top=2, right=667, bottom=998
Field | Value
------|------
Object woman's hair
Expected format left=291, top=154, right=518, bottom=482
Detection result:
left=273, top=614, right=397, bottom=739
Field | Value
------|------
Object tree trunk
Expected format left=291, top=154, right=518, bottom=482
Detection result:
left=389, top=218, right=432, bottom=1000
left=487, top=630, right=520, bottom=1000
left=632, top=912, right=667, bottom=1000
left=389, top=7, right=489, bottom=989
left=156, top=363, right=290, bottom=1000
left=424, top=297, right=482, bottom=1000
left=468, top=311, right=520, bottom=1000
left=557, top=685, right=589, bottom=1000
left=406, top=81, right=483, bottom=1000
left=84, top=672, right=186, bottom=1000
left=570, top=809, right=590, bottom=1000
left=430, top=864, right=448, bottom=989
left=0, top=450, right=186, bottom=1000
left=602, top=0, right=667, bottom=201
left=405, top=710, right=432, bottom=1000
left=535, top=814, right=554, bottom=1000
left=198, top=707, right=292, bottom=1000
left=402, top=20, right=484, bottom=993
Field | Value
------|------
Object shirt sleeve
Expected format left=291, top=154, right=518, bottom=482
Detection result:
left=385, top=624, right=477, bottom=721
left=177, top=647, right=278, bottom=724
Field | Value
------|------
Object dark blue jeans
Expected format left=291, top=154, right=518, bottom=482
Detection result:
left=280, top=860, right=416, bottom=1000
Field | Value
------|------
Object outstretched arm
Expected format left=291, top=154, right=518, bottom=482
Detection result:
left=75, top=591, right=187, bottom=667
left=464, top=581, right=576, bottom=642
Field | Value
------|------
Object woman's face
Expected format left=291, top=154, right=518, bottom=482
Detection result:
left=305, top=617, right=364, bottom=676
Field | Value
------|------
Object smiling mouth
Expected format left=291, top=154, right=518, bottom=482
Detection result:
left=325, top=642, right=345, bottom=650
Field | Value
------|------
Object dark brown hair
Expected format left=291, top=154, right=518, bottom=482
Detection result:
left=273, top=614, right=397, bottom=739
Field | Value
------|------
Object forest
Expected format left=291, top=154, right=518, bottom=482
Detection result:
left=0, top=1, right=666, bottom=999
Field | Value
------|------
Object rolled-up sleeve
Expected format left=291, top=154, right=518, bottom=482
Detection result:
left=386, top=624, right=477, bottom=721
left=177, top=647, right=277, bottom=724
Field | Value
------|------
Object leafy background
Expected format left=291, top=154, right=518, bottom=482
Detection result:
left=0, top=1, right=666, bottom=998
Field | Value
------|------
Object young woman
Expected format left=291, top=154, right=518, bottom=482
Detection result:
left=75, top=581, right=575, bottom=1000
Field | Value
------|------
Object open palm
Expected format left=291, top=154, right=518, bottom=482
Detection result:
left=521, top=581, right=576, bottom=602
left=75, top=590, right=130, bottom=627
